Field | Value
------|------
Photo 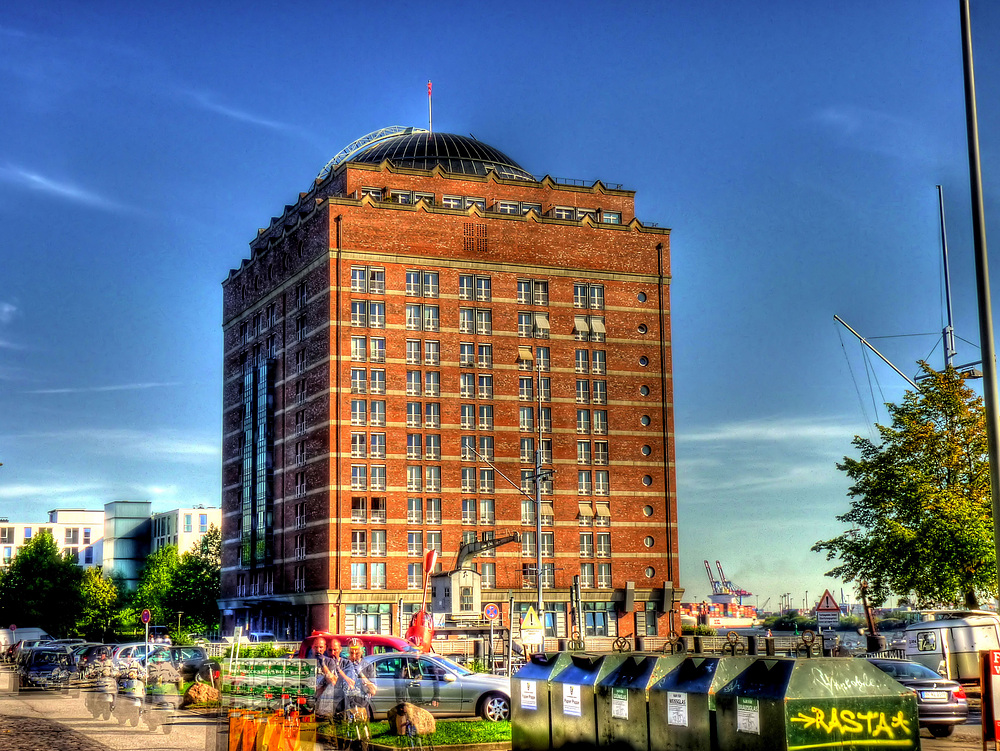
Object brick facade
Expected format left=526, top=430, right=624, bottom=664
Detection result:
left=220, top=132, right=682, bottom=643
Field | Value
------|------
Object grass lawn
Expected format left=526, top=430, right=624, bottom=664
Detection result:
left=322, top=718, right=511, bottom=747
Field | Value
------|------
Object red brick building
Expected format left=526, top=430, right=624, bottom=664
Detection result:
left=219, top=127, right=681, bottom=643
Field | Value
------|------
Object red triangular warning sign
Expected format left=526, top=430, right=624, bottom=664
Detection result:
left=816, top=589, right=839, bottom=611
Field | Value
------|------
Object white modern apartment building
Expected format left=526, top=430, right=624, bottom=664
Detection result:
left=0, top=509, right=105, bottom=569
left=151, top=506, right=221, bottom=554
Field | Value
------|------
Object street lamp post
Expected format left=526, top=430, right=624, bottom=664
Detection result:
left=534, top=351, right=544, bottom=615
left=178, top=611, right=183, bottom=635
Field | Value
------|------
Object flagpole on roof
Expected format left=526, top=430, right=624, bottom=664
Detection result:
left=428, top=81, right=433, bottom=134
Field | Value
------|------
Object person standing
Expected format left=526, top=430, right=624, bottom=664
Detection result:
left=313, top=638, right=336, bottom=720
left=338, top=638, right=376, bottom=718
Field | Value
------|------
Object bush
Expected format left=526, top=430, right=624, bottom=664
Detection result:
left=223, top=643, right=291, bottom=659
left=681, top=625, right=718, bottom=636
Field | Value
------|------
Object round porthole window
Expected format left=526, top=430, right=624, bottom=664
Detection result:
left=640, top=385, right=650, bottom=396
left=645, top=567, right=655, bottom=578
left=642, top=475, right=653, bottom=486
left=638, top=292, right=647, bottom=302
left=643, top=505, right=654, bottom=517
left=637, top=324, right=648, bottom=334
left=641, top=445, right=652, bottom=456
left=644, top=536, right=655, bottom=548
left=639, top=356, right=649, bottom=366
left=640, top=415, right=651, bottom=426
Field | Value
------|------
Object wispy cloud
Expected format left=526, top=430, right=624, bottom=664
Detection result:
left=0, top=482, right=106, bottom=500
left=181, top=90, right=294, bottom=131
left=10, top=428, right=218, bottom=463
left=26, top=382, right=180, bottom=395
left=682, top=416, right=857, bottom=444
left=0, top=302, right=17, bottom=325
left=0, top=165, right=130, bottom=212
left=810, top=105, right=933, bottom=162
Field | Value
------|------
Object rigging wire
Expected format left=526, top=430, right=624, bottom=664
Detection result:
left=839, top=324, right=874, bottom=431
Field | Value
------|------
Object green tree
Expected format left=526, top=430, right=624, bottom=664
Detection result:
left=0, top=532, right=84, bottom=636
left=79, top=567, right=121, bottom=641
left=813, top=364, right=995, bottom=607
left=132, top=544, right=179, bottom=626
left=167, top=525, right=222, bottom=632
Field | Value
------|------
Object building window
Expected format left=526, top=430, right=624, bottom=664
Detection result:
left=519, top=377, right=533, bottom=401
left=425, top=341, right=440, bottom=366
left=407, top=497, right=423, bottom=524
left=83, top=527, right=92, bottom=544
left=497, top=201, right=519, bottom=215
left=460, top=342, right=475, bottom=366
left=407, top=434, right=422, bottom=460
left=350, top=563, right=367, bottom=589
left=370, top=369, right=385, bottom=394
left=478, top=435, right=494, bottom=462
left=521, top=532, right=537, bottom=557
left=578, top=471, right=593, bottom=495
left=553, top=206, right=575, bottom=220
left=183, top=516, right=192, bottom=534
left=541, top=532, right=554, bottom=557
left=598, top=563, right=612, bottom=589
left=426, top=497, right=442, bottom=524
left=371, top=529, right=386, bottom=556
left=425, top=403, right=441, bottom=428
left=518, top=312, right=533, bottom=338
left=536, top=347, right=550, bottom=372
left=406, top=402, right=421, bottom=428
left=479, top=468, right=495, bottom=494
left=595, top=470, right=610, bottom=496
left=520, top=437, right=534, bottom=463
left=519, top=407, right=533, bottom=432
left=406, top=371, right=422, bottom=396
left=517, top=279, right=549, bottom=305
left=592, top=350, right=606, bottom=374
left=407, top=532, right=423, bottom=556
left=462, top=499, right=476, bottom=525
left=459, top=308, right=475, bottom=334
left=460, top=373, right=475, bottom=398
left=406, top=339, right=421, bottom=364
left=371, top=563, right=386, bottom=590
left=580, top=563, right=595, bottom=590
left=577, top=410, right=591, bottom=434
left=296, top=315, right=307, bottom=342
left=574, top=283, right=605, bottom=309
left=576, top=380, right=590, bottom=404
left=478, top=405, right=493, bottom=430
left=481, top=563, right=496, bottom=589
left=477, top=344, right=492, bottom=368
left=425, top=371, right=440, bottom=397
left=476, top=309, right=492, bottom=336
left=351, top=465, right=367, bottom=490
left=575, top=350, right=589, bottom=373
left=407, top=467, right=422, bottom=493
left=371, top=497, right=387, bottom=524
left=370, top=401, right=386, bottom=426
left=425, top=434, right=441, bottom=460
left=594, top=441, right=609, bottom=465
left=351, top=400, right=367, bottom=426
left=407, top=563, right=423, bottom=589
left=478, top=375, right=493, bottom=400
left=370, top=433, right=386, bottom=459
left=295, top=282, right=308, bottom=308
left=350, top=266, right=385, bottom=294
left=592, top=381, right=607, bottom=405
left=479, top=500, right=495, bottom=525
left=427, top=531, right=443, bottom=557
left=352, top=497, right=367, bottom=523
left=371, top=465, right=386, bottom=491
left=444, top=195, right=463, bottom=209
left=461, top=404, right=475, bottom=429
left=406, top=270, right=439, bottom=298
left=351, top=432, right=366, bottom=458
left=578, top=440, right=592, bottom=465
left=351, top=336, right=366, bottom=362
left=351, top=531, right=367, bottom=557
left=425, top=466, right=442, bottom=493
left=521, top=499, right=536, bottom=526
left=461, top=467, right=476, bottom=492
left=594, top=410, right=608, bottom=435
left=597, top=533, right=611, bottom=558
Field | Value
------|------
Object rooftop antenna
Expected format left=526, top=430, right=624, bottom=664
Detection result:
left=427, top=81, right=432, bottom=133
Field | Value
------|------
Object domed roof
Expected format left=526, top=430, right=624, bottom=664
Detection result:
left=349, top=130, right=534, bottom=181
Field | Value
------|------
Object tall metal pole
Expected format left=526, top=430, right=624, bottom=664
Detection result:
left=961, top=0, right=1000, bottom=601
left=938, top=185, right=958, bottom=368
left=535, top=349, right=544, bottom=615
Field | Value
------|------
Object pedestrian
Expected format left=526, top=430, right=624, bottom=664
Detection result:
left=766, top=629, right=772, bottom=638
left=338, top=638, right=376, bottom=720
left=313, top=638, right=336, bottom=721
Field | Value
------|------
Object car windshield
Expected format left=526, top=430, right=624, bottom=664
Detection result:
left=426, top=655, right=474, bottom=676
left=871, top=660, right=945, bottom=680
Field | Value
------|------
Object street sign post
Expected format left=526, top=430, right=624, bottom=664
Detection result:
left=484, top=603, right=500, bottom=670
left=520, top=606, right=544, bottom=651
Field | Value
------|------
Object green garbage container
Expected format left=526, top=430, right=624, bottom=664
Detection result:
left=714, top=657, right=920, bottom=751
left=512, top=651, right=575, bottom=751
left=550, top=653, right=627, bottom=751
left=596, top=654, right=684, bottom=751
left=648, top=655, right=755, bottom=751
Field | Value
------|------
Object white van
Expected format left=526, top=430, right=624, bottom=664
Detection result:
left=904, top=610, right=1000, bottom=682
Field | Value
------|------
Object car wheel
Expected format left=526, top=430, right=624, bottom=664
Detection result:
left=480, top=692, right=511, bottom=722
left=928, top=725, right=954, bottom=738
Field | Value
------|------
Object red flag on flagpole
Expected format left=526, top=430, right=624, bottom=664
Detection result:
left=428, top=80, right=432, bottom=97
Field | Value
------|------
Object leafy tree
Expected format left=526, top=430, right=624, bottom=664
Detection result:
left=78, top=567, right=121, bottom=641
left=813, top=363, right=995, bottom=608
left=0, top=532, right=84, bottom=636
left=132, top=544, right=179, bottom=626
left=167, top=525, right=222, bottom=632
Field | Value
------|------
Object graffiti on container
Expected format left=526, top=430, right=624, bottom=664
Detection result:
left=789, top=706, right=913, bottom=745
left=809, top=667, right=879, bottom=695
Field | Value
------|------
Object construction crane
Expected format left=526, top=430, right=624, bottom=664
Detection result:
left=716, top=561, right=752, bottom=599
left=704, top=560, right=726, bottom=595
left=453, top=531, right=521, bottom=571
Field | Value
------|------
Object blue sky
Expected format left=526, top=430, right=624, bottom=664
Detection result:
left=2, top=1, right=999, bottom=611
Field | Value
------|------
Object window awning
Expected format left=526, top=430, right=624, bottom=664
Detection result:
left=540, top=502, right=554, bottom=518
left=595, top=502, right=611, bottom=517
left=577, top=503, right=594, bottom=518
left=533, top=313, right=550, bottom=331
left=574, top=315, right=590, bottom=333
left=518, top=345, right=534, bottom=361
left=590, top=318, right=606, bottom=334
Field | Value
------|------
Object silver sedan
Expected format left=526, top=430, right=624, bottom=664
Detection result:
left=362, top=653, right=511, bottom=721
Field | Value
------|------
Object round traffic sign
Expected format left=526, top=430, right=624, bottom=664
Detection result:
left=9, top=624, right=15, bottom=631
left=141, top=609, right=151, bottom=625
left=484, top=603, right=500, bottom=621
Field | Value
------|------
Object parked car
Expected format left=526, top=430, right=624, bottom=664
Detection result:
left=17, top=646, right=76, bottom=689
left=295, top=632, right=419, bottom=660
left=363, top=652, right=510, bottom=721
left=865, top=658, right=969, bottom=737
left=166, top=645, right=220, bottom=684
left=76, top=644, right=116, bottom=678
left=111, top=642, right=164, bottom=668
